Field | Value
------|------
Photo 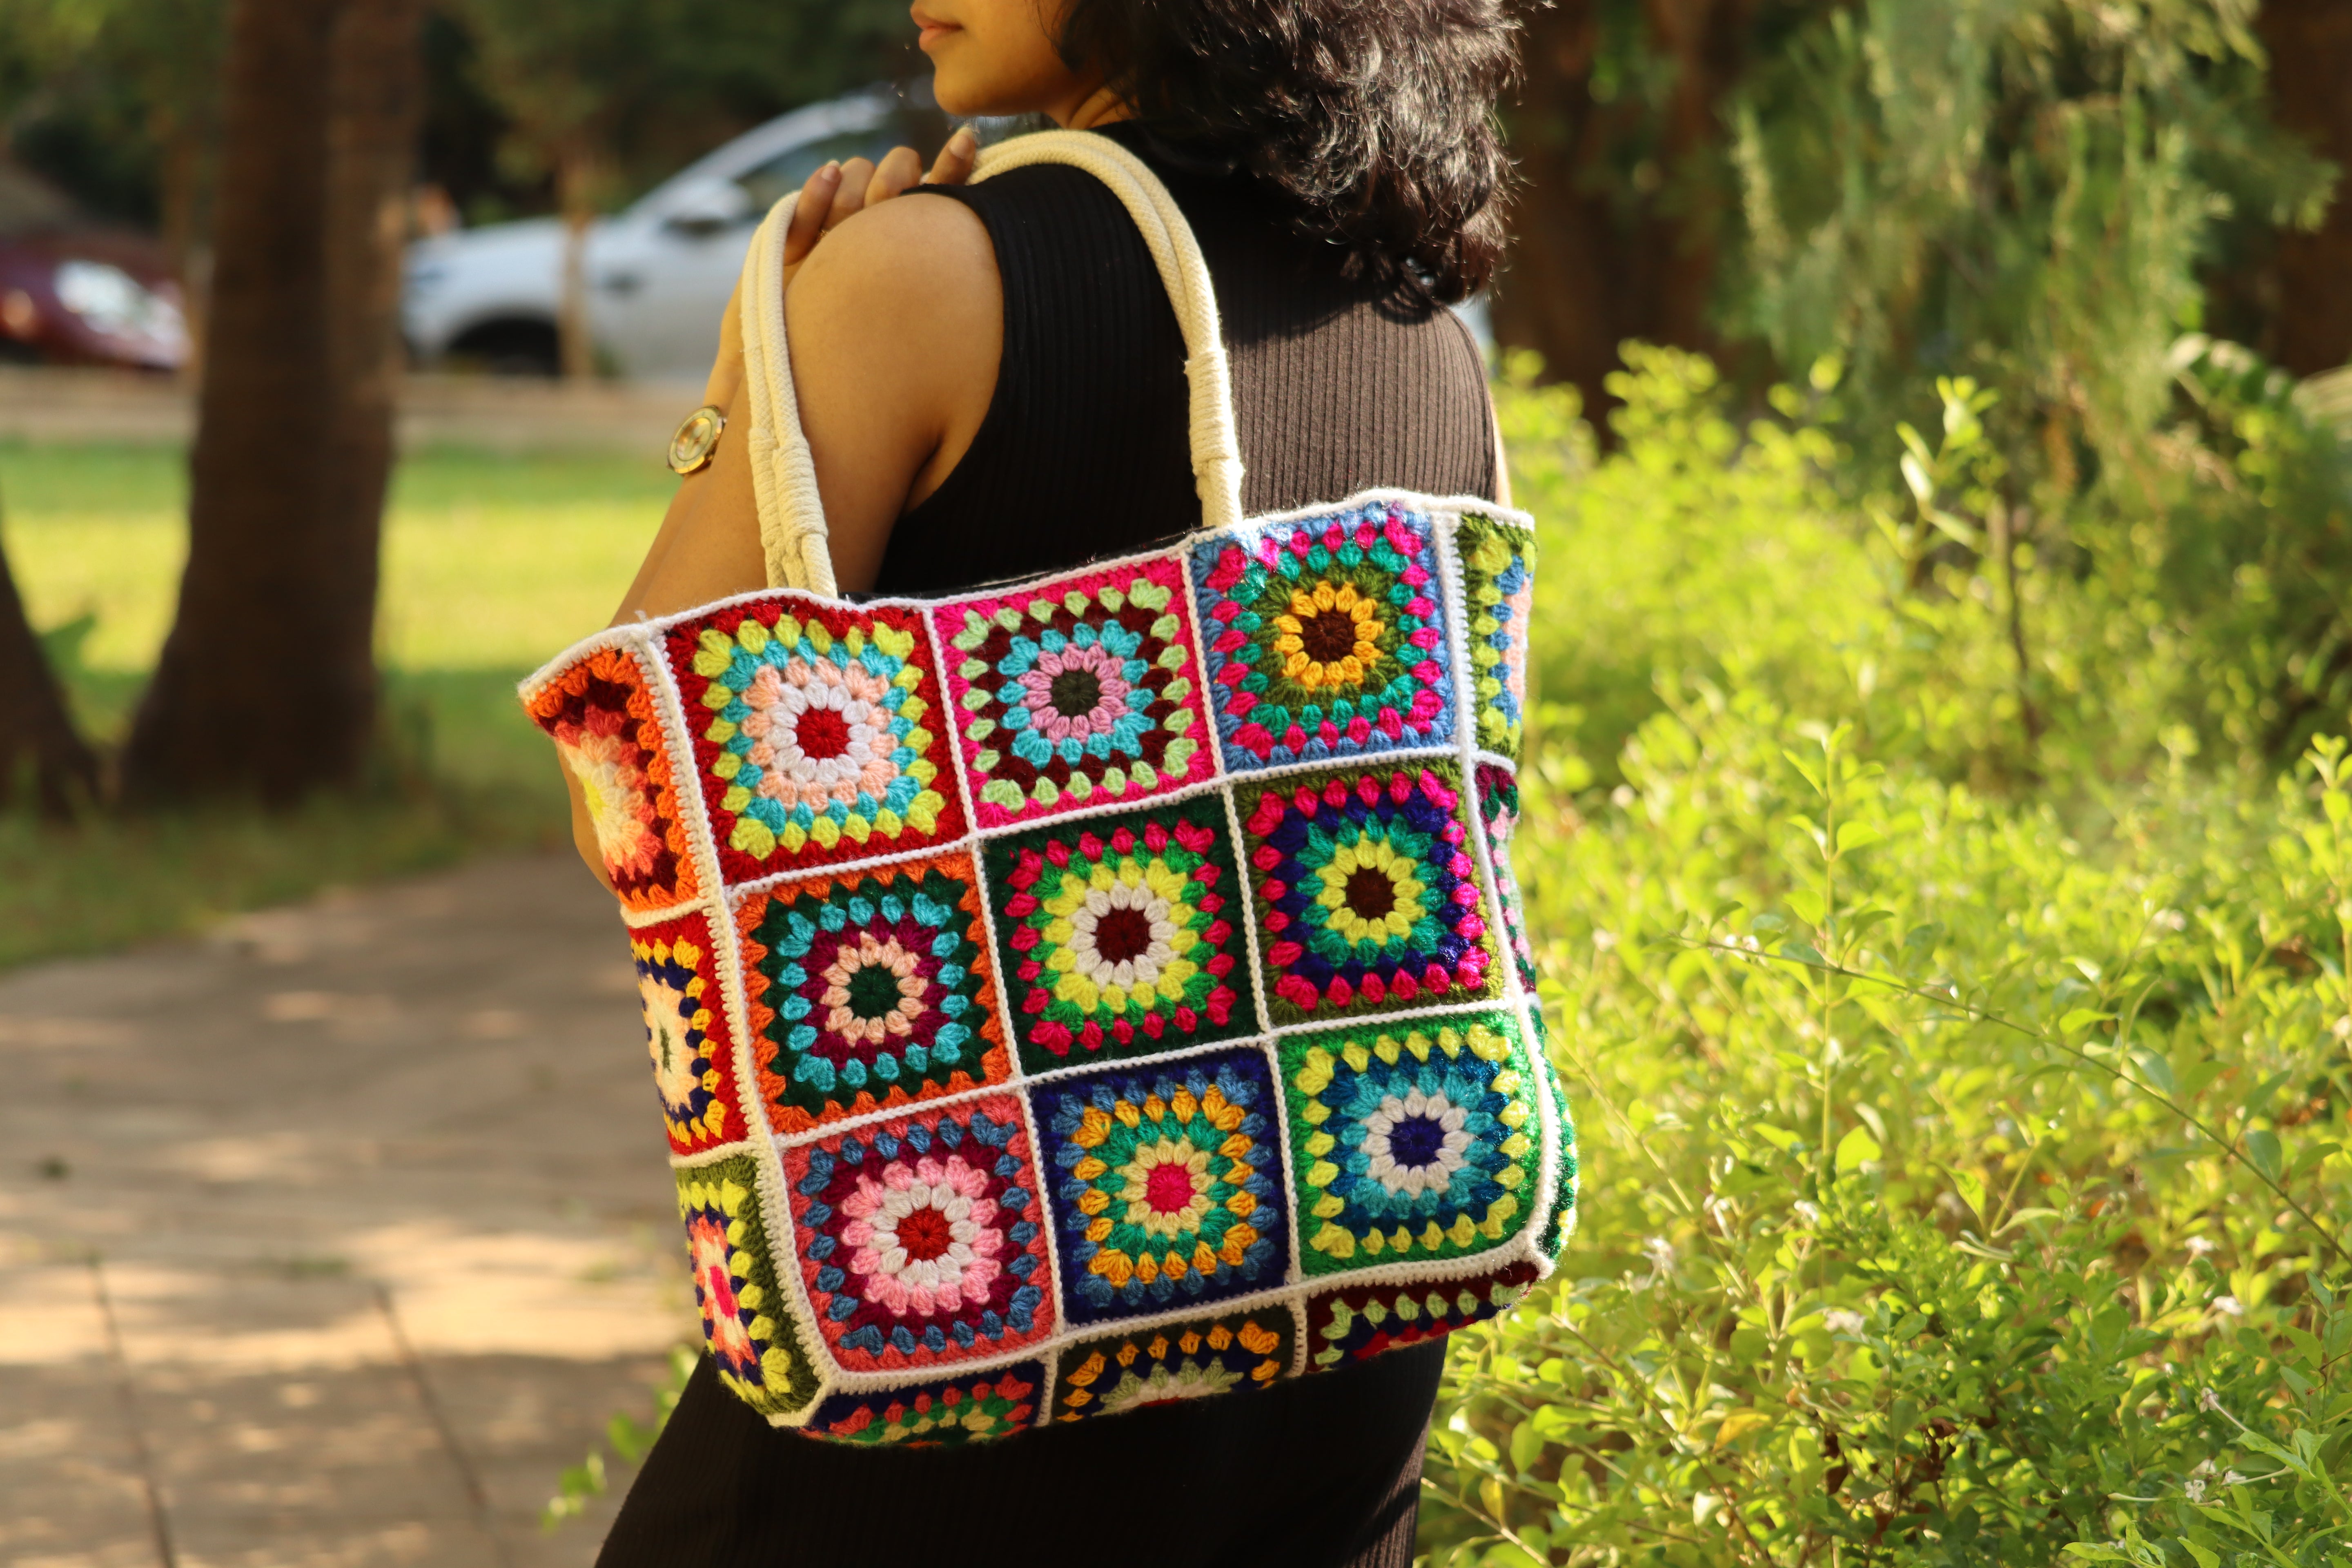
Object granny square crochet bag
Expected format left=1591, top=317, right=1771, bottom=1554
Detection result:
left=521, top=133, right=1577, bottom=1445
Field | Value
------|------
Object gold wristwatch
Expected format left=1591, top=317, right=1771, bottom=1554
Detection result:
left=667, top=405, right=728, bottom=474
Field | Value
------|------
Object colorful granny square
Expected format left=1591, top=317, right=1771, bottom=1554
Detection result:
left=1532, top=1012, right=1579, bottom=1258
left=802, top=1362, right=1043, bottom=1446
left=1239, top=761, right=1500, bottom=1025
left=630, top=911, right=748, bottom=1155
left=1279, top=1012, right=1541, bottom=1276
left=1189, top=501, right=1455, bottom=771
left=1457, top=515, right=1537, bottom=760
left=676, top=1156, right=821, bottom=1418
left=931, top=557, right=1216, bottom=828
left=1305, top=1262, right=1538, bottom=1369
left=1474, top=762, right=1539, bottom=998
left=1050, top=1305, right=1295, bottom=1422
left=781, top=1096, right=1054, bottom=1374
left=528, top=645, right=699, bottom=911
left=666, top=600, right=963, bottom=883
left=740, top=854, right=1011, bottom=1134
left=1031, top=1048, right=1289, bottom=1324
left=978, top=798, right=1254, bottom=1074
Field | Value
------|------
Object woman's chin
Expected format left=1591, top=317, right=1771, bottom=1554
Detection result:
left=929, top=70, right=996, bottom=120
left=933, top=81, right=1009, bottom=120
left=927, top=53, right=1048, bottom=121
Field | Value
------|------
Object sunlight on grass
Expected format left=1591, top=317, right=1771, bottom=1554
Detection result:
left=0, top=440, right=673, bottom=677
left=377, top=445, right=676, bottom=670
left=0, top=438, right=676, bottom=968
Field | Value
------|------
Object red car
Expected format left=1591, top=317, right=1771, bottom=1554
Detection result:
left=0, top=159, right=188, bottom=372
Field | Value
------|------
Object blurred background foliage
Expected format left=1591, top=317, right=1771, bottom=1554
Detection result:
left=0, top=0, right=2347, bottom=1559
left=0, top=0, right=913, bottom=231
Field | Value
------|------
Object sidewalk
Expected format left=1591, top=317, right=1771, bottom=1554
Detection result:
left=0, top=854, right=695, bottom=1567
left=0, top=366, right=700, bottom=453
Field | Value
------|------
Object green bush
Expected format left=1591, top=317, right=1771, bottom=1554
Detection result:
left=1499, top=333, right=2352, bottom=802
left=1497, top=347, right=2149, bottom=797
left=1424, top=362, right=2352, bottom=1565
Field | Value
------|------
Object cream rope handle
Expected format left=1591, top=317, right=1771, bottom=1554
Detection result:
left=736, top=130, right=1245, bottom=594
left=739, top=188, right=838, bottom=595
left=969, top=133, right=1246, bottom=536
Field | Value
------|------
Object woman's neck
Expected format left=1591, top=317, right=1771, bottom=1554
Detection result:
left=1053, top=83, right=1132, bottom=131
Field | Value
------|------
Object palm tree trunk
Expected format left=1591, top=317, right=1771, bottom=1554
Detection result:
left=120, top=0, right=423, bottom=807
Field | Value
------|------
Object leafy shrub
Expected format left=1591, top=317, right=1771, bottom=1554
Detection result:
left=1497, top=347, right=2152, bottom=795
left=1425, top=368, right=2352, bottom=1566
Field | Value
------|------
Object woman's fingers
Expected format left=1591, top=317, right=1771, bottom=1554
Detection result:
left=782, top=162, right=841, bottom=266
left=783, top=132, right=975, bottom=285
left=925, top=126, right=980, bottom=186
left=824, top=156, right=878, bottom=230
left=866, top=145, right=926, bottom=206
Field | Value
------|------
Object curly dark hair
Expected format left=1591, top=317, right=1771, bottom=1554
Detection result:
left=1057, top=0, right=1518, bottom=303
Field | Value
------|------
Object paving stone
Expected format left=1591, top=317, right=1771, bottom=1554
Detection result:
left=0, top=855, right=697, bottom=1568
left=167, top=1516, right=502, bottom=1568
left=0, top=1361, right=158, bottom=1568
left=138, top=1365, right=469, bottom=1517
left=0, top=1531, right=165, bottom=1568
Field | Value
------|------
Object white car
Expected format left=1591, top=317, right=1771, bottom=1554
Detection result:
left=402, top=84, right=965, bottom=381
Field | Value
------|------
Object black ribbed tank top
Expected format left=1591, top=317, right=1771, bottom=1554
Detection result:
left=872, top=123, right=1496, bottom=595
left=597, top=123, right=1492, bottom=1568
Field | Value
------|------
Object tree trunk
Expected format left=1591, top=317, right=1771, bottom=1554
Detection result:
left=1494, top=0, right=1760, bottom=430
left=2260, top=0, right=2352, bottom=377
left=154, top=118, right=212, bottom=380
left=324, top=0, right=426, bottom=682
left=120, top=0, right=424, bottom=808
left=0, top=517, right=99, bottom=818
left=556, top=145, right=597, bottom=380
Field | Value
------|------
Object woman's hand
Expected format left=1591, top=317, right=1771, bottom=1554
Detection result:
left=783, top=127, right=979, bottom=281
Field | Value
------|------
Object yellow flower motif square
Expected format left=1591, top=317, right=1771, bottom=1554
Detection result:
left=675, top=1155, right=820, bottom=1419
left=1033, top=1049, right=1290, bottom=1324
left=1051, top=1306, right=1295, bottom=1422
left=630, top=909, right=748, bottom=1154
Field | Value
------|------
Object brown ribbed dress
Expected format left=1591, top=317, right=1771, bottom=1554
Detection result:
left=595, top=122, right=1498, bottom=1568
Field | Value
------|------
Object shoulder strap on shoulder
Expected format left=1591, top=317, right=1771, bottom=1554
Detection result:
left=735, top=129, right=1244, bottom=595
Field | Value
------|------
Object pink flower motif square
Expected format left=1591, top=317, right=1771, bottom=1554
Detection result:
left=664, top=598, right=964, bottom=886
left=782, top=1095, right=1055, bottom=1374
left=930, top=557, right=1216, bottom=829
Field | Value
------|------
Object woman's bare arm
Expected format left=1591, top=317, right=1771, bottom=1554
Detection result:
left=608, top=195, right=999, bottom=621
left=565, top=146, right=998, bottom=888
left=780, top=196, right=1002, bottom=592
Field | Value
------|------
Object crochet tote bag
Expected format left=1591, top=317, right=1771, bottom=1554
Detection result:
left=522, top=133, right=1576, bottom=1446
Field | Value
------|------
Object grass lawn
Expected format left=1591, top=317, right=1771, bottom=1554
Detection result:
left=0, top=440, right=678, bottom=968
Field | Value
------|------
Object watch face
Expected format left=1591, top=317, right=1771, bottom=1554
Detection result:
left=668, top=405, right=728, bottom=474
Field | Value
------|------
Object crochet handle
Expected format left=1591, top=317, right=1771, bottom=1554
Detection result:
left=736, top=130, right=1243, bottom=595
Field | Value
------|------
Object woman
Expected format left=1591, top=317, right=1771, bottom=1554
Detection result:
left=588, top=2, right=1517, bottom=1562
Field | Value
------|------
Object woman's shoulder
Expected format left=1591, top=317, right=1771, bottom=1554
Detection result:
left=786, top=188, right=998, bottom=332
left=782, top=185, right=1004, bottom=589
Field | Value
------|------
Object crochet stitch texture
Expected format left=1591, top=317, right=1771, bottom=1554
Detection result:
left=523, top=492, right=1576, bottom=1442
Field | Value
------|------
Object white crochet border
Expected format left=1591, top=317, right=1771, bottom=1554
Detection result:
left=521, top=488, right=1577, bottom=1428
